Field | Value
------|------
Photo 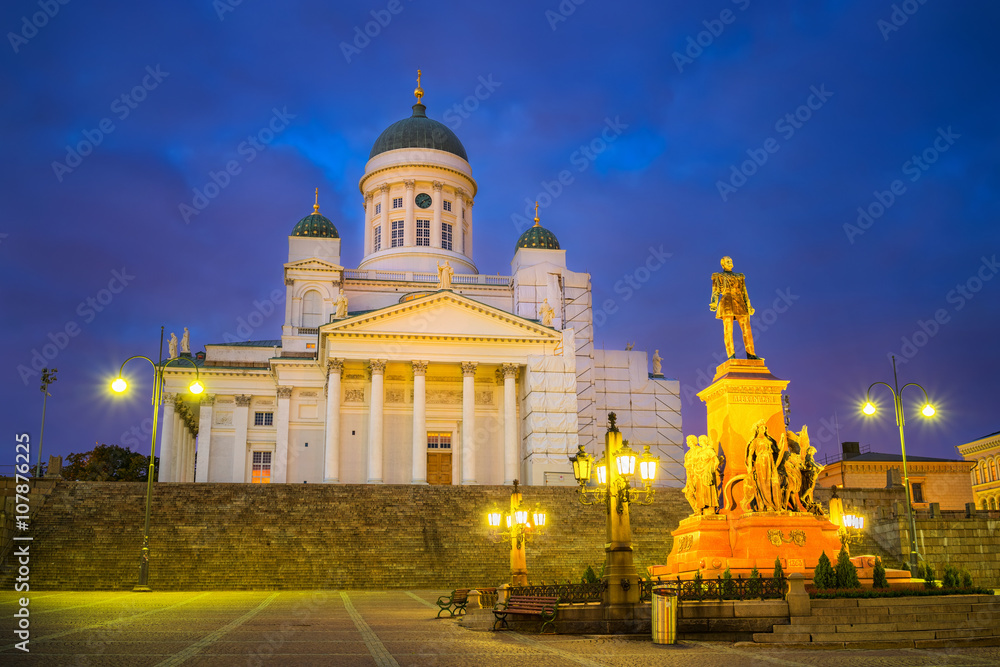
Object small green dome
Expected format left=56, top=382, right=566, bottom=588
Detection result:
left=515, top=224, right=560, bottom=250
left=291, top=211, right=339, bottom=238
left=370, top=103, right=468, bottom=161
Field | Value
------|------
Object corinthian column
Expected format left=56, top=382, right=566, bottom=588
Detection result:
left=404, top=180, right=416, bottom=246
left=431, top=181, right=443, bottom=248
left=232, top=395, right=251, bottom=482
left=461, top=361, right=478, bottom=485
left=274, top=386, right=292, bottom=483
left=502, top=364, right=518, bottom=484
left=324, top=359, right=344, bottom=483
left=368, top=360, right=386, bottom=483
left=195, top=395, right=215, bottom=482
left=411, top=361, right=428, bottom=484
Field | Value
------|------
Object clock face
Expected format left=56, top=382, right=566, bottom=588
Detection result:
left=415, top=193, right=432, bottom=209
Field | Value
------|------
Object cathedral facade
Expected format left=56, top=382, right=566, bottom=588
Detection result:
left=157, top=85, right=683, bottom=487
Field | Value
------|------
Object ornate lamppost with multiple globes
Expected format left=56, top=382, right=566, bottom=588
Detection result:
left=486, top=480, right=546, bottom=586
left=568, top=412, right=659, bottom=613
left=111, top=327, right=204, bottom=591
left=861, top=355, right=935, bottom=576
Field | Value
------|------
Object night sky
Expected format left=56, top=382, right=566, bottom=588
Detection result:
left=3, top=0, right=997, bottom=474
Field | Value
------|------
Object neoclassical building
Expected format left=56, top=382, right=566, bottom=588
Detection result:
left=157, top=83, right=683, bottom=486
left=957, top=430, right=1000, bottom=510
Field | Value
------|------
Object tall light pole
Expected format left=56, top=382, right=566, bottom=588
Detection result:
left=111, top=327, right=204, bottom=591
left=35, top=367, right=58, bottom=478
left=862, top=355, right=936, bottom=576
left=486, top=480, right=546, bottom=586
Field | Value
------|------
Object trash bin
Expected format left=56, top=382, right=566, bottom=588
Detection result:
left=651, top=587, right=678, bottom=645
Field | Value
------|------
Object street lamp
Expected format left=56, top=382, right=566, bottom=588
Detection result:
left=569, top=412, right=659, bottom=612
left=111, top=328, right=203, bottom=591
left=35, top=367, right=58, bottom=478
left=486, top=480, right=546, bottom=586
left=862, top=354, right=935, bottom=576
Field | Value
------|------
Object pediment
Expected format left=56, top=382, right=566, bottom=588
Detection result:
left=322, top=292, right=560, bottom=341
left=284, top=258, right=343, bottom=273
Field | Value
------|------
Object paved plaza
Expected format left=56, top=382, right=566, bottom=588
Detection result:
left=2, top=590, right=998, bottom=666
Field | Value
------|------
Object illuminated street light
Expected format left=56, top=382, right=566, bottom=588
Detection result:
left=862, top=355, right=935, bottom=576
left=112, top=327, right=204, bottom=592
left=486, top=481, right=546, bottom=586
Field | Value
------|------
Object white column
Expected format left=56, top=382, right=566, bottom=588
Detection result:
left=411, top=361, right=428, bottom=484
left=282, top=278, right=294, bottom=335
left=291, top=295, right=302, bottom=328
left=363, top=193, right=373, bottom=257
left=159, top=400, right=174, bottom=483
left=185, top=430, right=194, bottom=482
left=178, top=427, right=188, bottom=483
left=465, top=198, right=473, bottom=256
left=171, top=411, right=183, bottom=482
left=232, top=395, right=251, bottom=482
left=195, top=395, right=214, bottom=482
left=431, top=181, right=443, bottom=248
left=378, top=184, right=390, bottom=252
left=367, top=360, right=386, bottom=483
left=274, top=387, right=292, bottom=483
left=502, top=363, right=518, bottom=485
left=324, top=359, right=343, bottom=483
left=454, top=188, right=465, bottom=254
left=403, top=180, right=416, bottom=246
left=461, top=361, right=478, bottom=485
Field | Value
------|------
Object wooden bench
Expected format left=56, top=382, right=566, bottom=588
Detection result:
left=493, top=595, right=560, bottom=633
left=435, top=588, right=496, bottom=618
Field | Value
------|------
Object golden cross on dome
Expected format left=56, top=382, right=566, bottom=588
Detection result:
left=414, top=69, right=424, bottom=104
left=534, top=201, right=540, bottom=227
left=313, top=187, right=320, bottom=214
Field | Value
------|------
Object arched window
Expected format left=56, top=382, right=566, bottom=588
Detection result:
left=989, top=497, right=997, bottom=511
left=983, top=498, right=989, bottom=510
left=991, top=458, right=998, bottom=482
left=301, top=290, right=322, bottom=328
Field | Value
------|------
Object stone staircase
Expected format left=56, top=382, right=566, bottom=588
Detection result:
left=750, top=595, right=1000, bottom=648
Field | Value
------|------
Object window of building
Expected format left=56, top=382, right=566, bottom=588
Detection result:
left=427, top=432, right=452, bottom=449
left=391, top=220, right=404, bottom=248
left=375, top=202, right=381, bottom=215
left=441, top=223, right=453, bottom=251
left=393, top=197, right=403, bottom=209
left=416, top=219, right=430, bottom=246
left=911, top=482, right=924, bottom=503
left=251, top=451, right=272, bottom=483
left=254, top=412, right=273, bottom=427
left=991, top=459, right=997, bottom=482
left=373, top=225, right=381, bottom=252
left=443, top=200, right=452, bottom=212
left=301, top=290, right=322, bottom=328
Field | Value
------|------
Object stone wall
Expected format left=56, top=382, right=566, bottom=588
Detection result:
left=3, top=481, right=691, bottom=591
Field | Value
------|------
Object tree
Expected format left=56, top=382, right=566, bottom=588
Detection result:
left=62, top=444, right=158, bottom=482
left=872, top=556, right=889, bottom=589
left=812, top=551, right=836, bottom=590
left=835, top=544, right=861, bottom=589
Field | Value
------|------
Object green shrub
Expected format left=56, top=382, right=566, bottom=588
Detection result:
left=835, top=544, right=861, bottom=589
left=942, top=565, right=961, bottom=589
left=772, top=557, right=785, bottom=580
left=872, top=557, right=889, bottom=589
left=922, top=563, right=937, bottom=589
left=581, top=565, right=597, bottom=584
left=813, top=551, right=836, bottom=590
left=748, top=566, right=762, bottom=598
left=811, top=586, right=994, bottom=599
left=961, top=570, right=973, bottom=588
left=721, top=567, right=735, bottom=599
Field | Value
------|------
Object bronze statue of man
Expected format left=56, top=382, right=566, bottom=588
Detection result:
left=710, top=256, right=759, bottom=359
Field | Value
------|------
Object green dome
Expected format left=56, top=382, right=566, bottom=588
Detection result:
left=369, top=103, right=468, bottom=161
left=515, top=224, right=560, bottom=250
left=291, top=211, right=339, bottom=238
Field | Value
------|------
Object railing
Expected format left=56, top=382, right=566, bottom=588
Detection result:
left=509, top=581, right=607, bottom=604
left=343, top=268, right=511, bottom=286
left=646, top=575, right=788, bottom=602
left=819, top=444, right=871, bottom=465
left=478, top=589, right=498, bottom=608
left=296, top=327, right=319, bottom=335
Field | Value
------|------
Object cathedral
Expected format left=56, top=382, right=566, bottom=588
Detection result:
left=157, top=79, right=683, bottom=487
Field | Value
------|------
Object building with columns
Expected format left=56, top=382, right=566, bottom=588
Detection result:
left=157, top=83, right=683, bottom=486
left=957, top=430, right=1000, bottom=510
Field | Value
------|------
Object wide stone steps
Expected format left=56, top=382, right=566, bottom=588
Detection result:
left=750, top=594, right=1000, bottom=648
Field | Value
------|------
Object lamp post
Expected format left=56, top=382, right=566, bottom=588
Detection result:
left=569, top=412, right=659, bottom=612
left=487, top=480, right=546, bottom=586
left=861, top=355, right=935, bottom=576
left=112, top=328, right=204, bottom=591
left=35, top=367, right=57, bottom=478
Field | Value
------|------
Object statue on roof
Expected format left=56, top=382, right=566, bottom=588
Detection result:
left=652, top=350, right=662, bottom=375
left=710, top=256, right=759, bottom=360
left=437, top=260, right=453, bottom=290
left=539, top=298, right=555, bottom=326
left=168, top=333, right=178, bottom=360
left=181, top=328, right=190, bottom=355
left=334, top=289, right=349, bottom=319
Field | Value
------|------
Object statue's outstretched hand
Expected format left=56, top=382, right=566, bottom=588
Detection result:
left=748, top=306, right=755, bottom=316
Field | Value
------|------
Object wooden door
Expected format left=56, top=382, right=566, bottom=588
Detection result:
left=427, top=452, right=452, bottom=485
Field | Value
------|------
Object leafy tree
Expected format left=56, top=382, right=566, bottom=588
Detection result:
left=62, top=444, right=158, bottom=482
left=922, top=562, right=937, bottom=589
left=812, top=551, right=836, bottom=590
left=772, top=557, right=785, bottom=580
left=961, top=570, right=973, bottom=588
left=748, top=566, right=762, bottom=598
left=872, top=556, right=889, bottom=589
left=721, top=567, right=735, bottom=598
left=942, top=565, right=961, bottom=588
left=835, top=544, right=861, bottom=589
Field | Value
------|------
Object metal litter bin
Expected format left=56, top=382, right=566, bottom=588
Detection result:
left=651, top=587, right=678, bottom=645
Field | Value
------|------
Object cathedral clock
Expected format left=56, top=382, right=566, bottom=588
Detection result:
left=415, top=193, right=432, bottom=209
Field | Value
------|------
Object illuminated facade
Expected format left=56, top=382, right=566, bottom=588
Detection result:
left=957, top=430, right=1000, bottom=510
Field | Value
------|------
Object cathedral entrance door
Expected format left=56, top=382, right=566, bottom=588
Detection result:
left=427, top=432, right=452, bottom=485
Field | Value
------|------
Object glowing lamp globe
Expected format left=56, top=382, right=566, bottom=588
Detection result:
left=189, top=380, right=205, bottom=395
left=111, top=377, right=127, bottom=393
left=862, top=402, right=876, bottom=416
left=487, top=509, right=502, bottom=528
left=616, top=442, right=637, bottom=477
left=922, top=404, right=935, bottom=417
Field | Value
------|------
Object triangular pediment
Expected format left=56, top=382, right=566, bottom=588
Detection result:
left=284, top=258, right=343, bottom=272
left=322, top=291, right=560, bottom=341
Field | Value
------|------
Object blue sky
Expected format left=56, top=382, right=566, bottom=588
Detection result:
left=2, top=0, right=997, bottom=469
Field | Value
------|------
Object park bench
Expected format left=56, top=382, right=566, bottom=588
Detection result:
left=492, top=594, right=560, bottom=633
left=435, top=588, right=495, bottom=618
